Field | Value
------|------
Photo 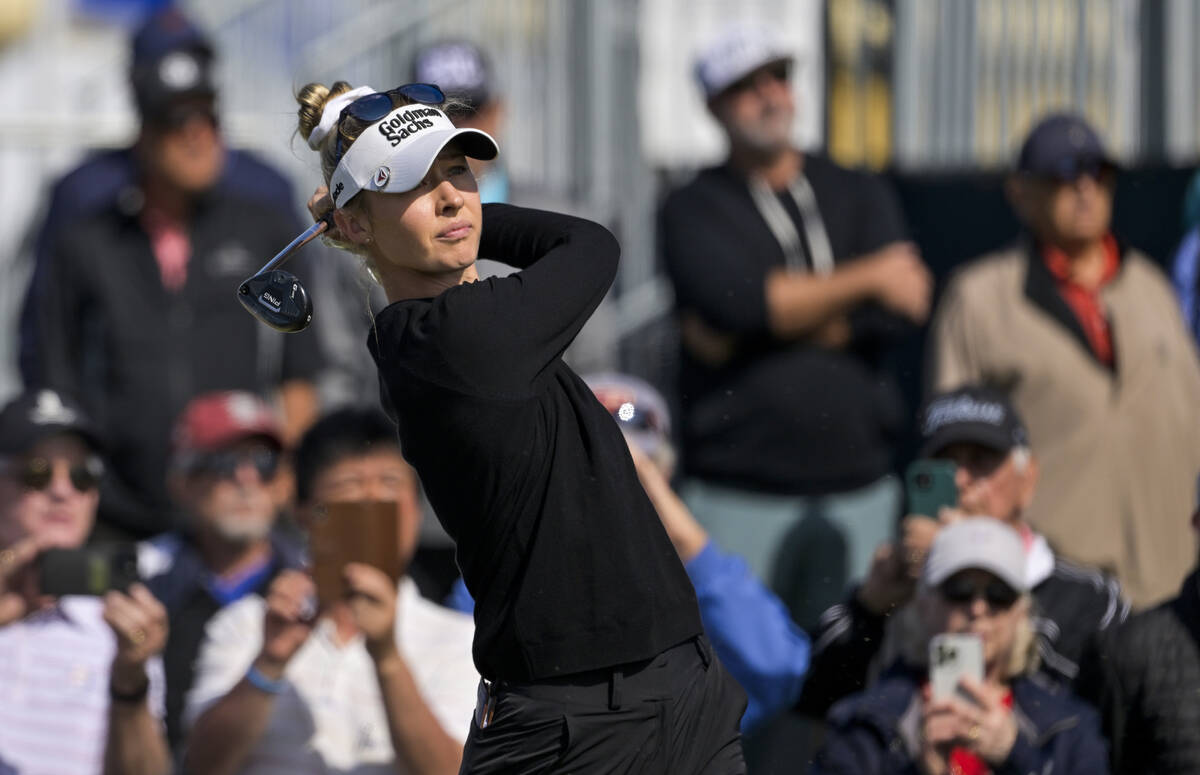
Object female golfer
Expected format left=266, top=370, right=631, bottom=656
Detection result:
left=296, top=81, right=746, bottom=773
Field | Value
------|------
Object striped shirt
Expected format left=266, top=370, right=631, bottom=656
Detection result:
left=185, top=577, right=477, bottom=774
left=0, top=597, right=164, bottom=775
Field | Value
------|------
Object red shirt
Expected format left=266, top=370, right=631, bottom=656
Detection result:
left=1042, top=234, right=1120, bottom=366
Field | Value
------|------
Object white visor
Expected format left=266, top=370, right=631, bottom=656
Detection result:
left=329, top=104, right=499, bottom=208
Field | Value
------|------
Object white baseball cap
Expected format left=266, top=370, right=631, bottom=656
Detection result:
left=329, top=104, right=499, bottom=208
left=694, top=23, right=794, bottom=100
left=922, top=517, right=1028, bottom=594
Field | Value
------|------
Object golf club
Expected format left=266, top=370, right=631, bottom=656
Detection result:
left=236, top=212, right=334, bottom=332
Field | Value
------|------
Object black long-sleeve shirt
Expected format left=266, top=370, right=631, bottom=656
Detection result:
left=660, top=156, right=913, bottom=495
left=368, top=204, right=703, bottom=682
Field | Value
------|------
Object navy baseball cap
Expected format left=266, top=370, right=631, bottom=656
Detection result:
left=918, top=387, right=1029, bottom=458
left=0, top=390, right=102, bottom=457
left=129, top=7, right=216, bottom=121
left=412, top=40, right=494, bottom=111
left=1016, top=113, right=1117, bottom=180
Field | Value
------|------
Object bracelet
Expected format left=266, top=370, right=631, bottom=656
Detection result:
left=109, top=678, right=150, bottom=704
left=245, top=664, right=288, bottom=695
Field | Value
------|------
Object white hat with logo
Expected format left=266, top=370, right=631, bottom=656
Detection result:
left=329, top=104, right=498, bottom=208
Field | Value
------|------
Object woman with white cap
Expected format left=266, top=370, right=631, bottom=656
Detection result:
left=812, top=517, right=1107, bottom=775
left=272, top=82, right=746, bottom=773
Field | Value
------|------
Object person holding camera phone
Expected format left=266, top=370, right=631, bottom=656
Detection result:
left=184, top=407, right=477, bottom=775
left=812, top=518, right=1108, bottom=775
left=0, top=389, right=169, bottom=775
left=804, top=386, right=1128, bottom=713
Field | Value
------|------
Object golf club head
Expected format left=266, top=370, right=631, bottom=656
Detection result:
left=237, top=269, right=313, bottom=332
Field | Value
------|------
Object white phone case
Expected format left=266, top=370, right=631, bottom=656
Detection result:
left=928, top=633, right=984, bottom=702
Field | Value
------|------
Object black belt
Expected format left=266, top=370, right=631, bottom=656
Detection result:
left=477, top=636, right=710, bottom=720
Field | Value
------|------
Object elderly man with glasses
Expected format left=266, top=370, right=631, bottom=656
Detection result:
left=928, top=113, right=1200, bottom=609
left=139, top=389, right=303, bottom=755
left=0, top=389, right=169, bottom=775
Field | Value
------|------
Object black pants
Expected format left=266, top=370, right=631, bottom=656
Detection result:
left=460, top=636, right=747, bottom=774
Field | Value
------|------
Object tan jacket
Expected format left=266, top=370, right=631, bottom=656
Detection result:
left=929, top=242, right=1200, bottom=608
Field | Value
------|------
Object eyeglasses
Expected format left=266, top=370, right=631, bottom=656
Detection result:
left=2, top=456, right=104, bottom=494
left=187, top=448, right=280, bottom=482
left=939, top=575, right=1020, bottom=610
left=333, top=83, right=446, bottom=166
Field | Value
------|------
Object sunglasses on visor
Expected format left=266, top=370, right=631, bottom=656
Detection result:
left=939, top=574, right=1020, bottom=610
left=3, top=456, right=104, bottom=494
left=333, top=83, right=446, bottom=166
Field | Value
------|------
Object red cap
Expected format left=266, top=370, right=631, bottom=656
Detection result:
left=172, top=391, right=283, bottom=453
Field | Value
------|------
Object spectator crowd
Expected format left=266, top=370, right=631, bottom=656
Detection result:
left=2, top=7, right=1199, bottom=775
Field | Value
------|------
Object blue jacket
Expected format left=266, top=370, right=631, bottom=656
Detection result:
left=812, top=665, right=1110, bottom=775
left=685, top=541, right=812, bottom=732
left=1172, top=226, right=1200, bottom=345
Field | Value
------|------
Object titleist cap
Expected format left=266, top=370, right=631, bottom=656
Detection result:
left=329, top=105, right=498, bottom=207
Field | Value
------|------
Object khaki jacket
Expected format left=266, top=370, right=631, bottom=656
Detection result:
left=929, top=242, right=1200, bottom=608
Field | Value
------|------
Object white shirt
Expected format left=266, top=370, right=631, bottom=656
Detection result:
left=0, top=597, right=165, bottom=775
left=185, top=577, right=478, bottom=774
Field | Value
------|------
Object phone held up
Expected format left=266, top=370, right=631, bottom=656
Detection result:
left=307, top=500, right=402, bottom=609
left=928, top=632, right=984, bottom=703
left=905, top=459, right=958, bottom=519
left=36, top=543, right=139, bottom=597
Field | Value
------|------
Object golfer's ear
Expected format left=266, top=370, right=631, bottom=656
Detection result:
left=334, top=207, right=371, bottom=246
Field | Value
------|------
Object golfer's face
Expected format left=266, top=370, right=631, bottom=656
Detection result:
left=365, top=149, right=482, bottom=275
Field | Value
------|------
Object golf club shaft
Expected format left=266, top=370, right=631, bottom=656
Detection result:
left=250, top=214, right=332, bottom=276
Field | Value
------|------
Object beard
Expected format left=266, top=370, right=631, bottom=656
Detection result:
left=727, top=105, right=794, bottom=157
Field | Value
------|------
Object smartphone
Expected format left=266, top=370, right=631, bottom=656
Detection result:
left=37, top=544, right=139, bottom=597
left=307, top=500, right=402, bottom=608
left=905, top=459, right=959, bottom=518
left=928, top=633, right=984, bottom=702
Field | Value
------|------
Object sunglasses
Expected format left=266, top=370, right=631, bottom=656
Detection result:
left=725, top=61, right=791, bottom=95
left=3, top=456, right=103, bottom=494
left=1037, top=155, right=1116, bottom=184
left=187, top=448, right=280, bottom=482
left=939, top=574, right=1020, bottom=610
left=333, top=83, right=446, bottom=166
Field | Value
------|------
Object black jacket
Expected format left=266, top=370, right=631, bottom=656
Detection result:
left=799, top=547, right=1128, bottom=717
left=1096, top=570, right=1200, bottom=774
left=812, top=665, right=1109, bottom=775
left=659, top=157, right=913, bottom=495
left=24, top=150, right=324, bottom=538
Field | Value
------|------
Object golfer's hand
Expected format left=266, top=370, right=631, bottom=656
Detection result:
left=307, top=186, right=343, bottom=241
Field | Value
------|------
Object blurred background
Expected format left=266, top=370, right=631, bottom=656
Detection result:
left=2, top=0, right=1197, bottom=419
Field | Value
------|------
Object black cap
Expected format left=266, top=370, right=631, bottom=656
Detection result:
left=1016, top=113, right=1116, bottom=180
left=412, top=40, right=494, bottom=111
left=918, top=387, right=1029, bottom=458
left=0, top=390, right=102, bottom=457
left=129, top=7, right=216, bottom=122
